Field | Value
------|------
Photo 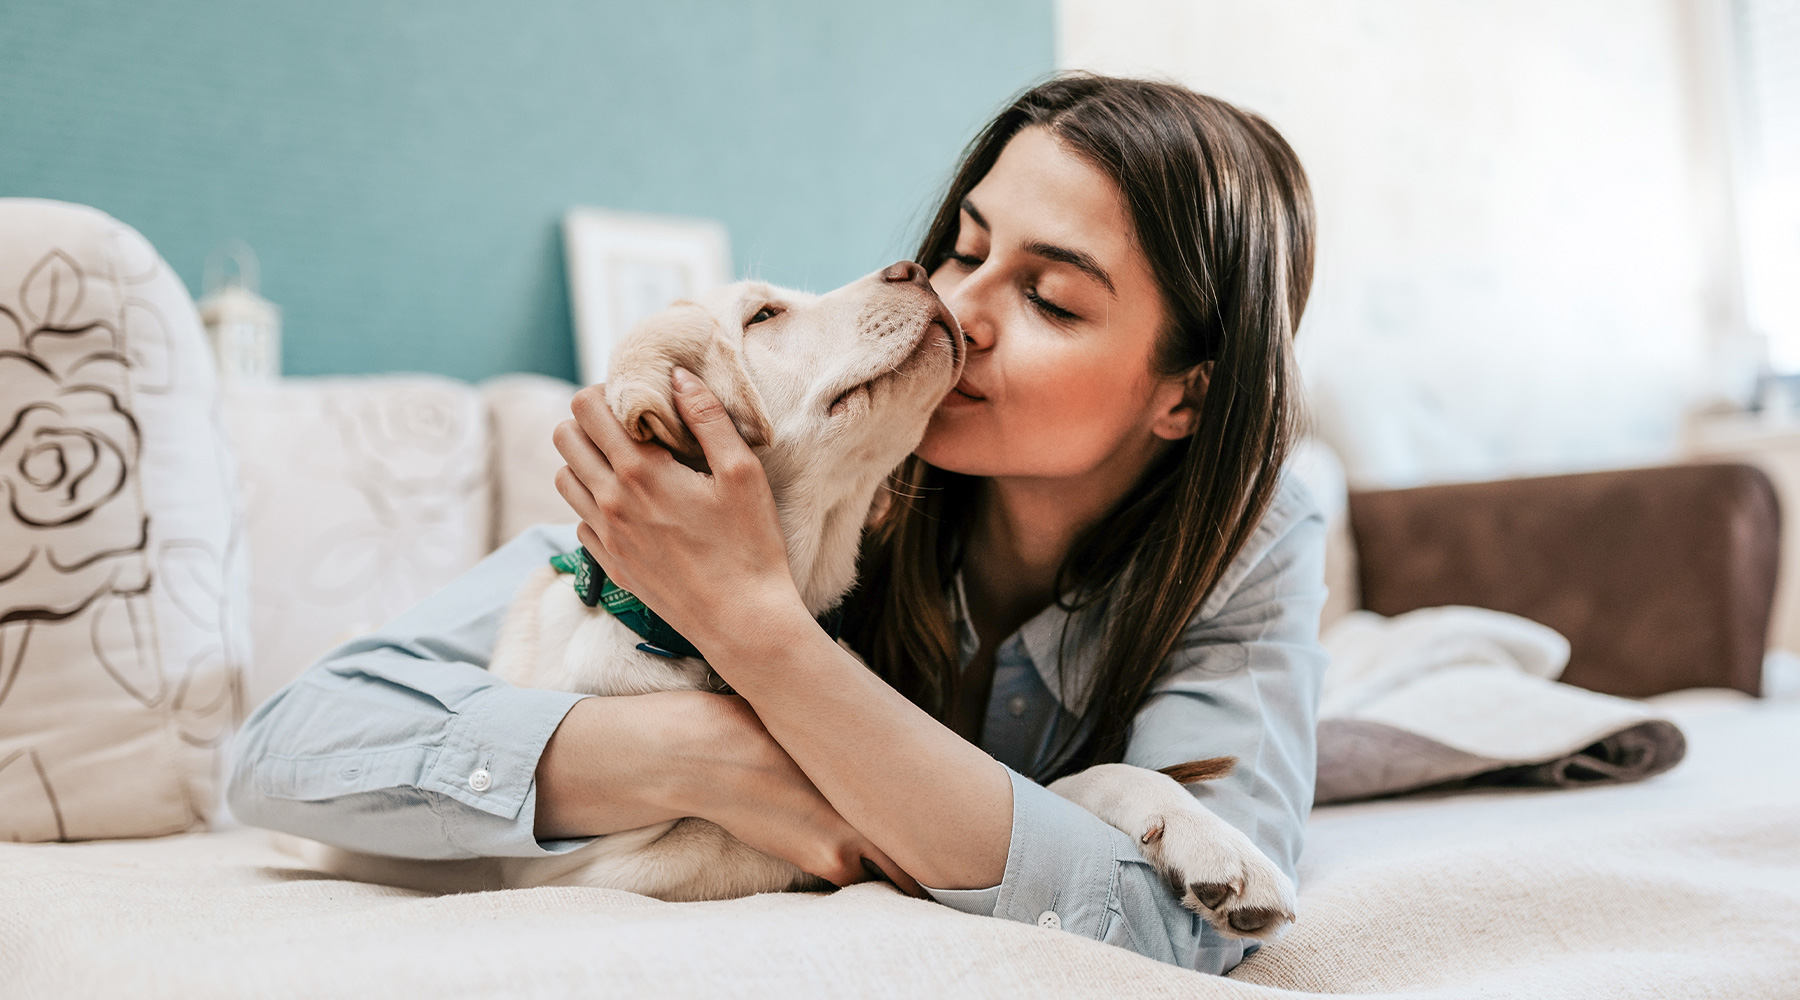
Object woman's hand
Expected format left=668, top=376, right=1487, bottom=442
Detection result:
left=553, top=370, right=805, bottom=654
left=535, top=689, right=921, bottom=894
left=672, top=693, right=923, bottom=894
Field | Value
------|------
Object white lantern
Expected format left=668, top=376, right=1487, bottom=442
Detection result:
left=198, top=240, right=281, bottom=382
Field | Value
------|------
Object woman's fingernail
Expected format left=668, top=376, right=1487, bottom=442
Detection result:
left=672, top=367, right=696, bottom=392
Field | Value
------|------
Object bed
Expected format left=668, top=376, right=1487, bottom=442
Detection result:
left=3, top=200, right=1796, bottom=1000
left=4, top=691, right=1795, bottom=999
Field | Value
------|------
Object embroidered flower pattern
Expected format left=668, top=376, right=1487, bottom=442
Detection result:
left=0, top=221, right=245, bottom=842
left=0, top=250, right=150, bottom=632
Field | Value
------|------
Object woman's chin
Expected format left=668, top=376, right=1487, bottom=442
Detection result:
left=914, top=413, right=977, bottom=472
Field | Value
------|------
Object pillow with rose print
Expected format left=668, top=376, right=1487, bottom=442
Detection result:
left=0, top=199, right=249, bottom=841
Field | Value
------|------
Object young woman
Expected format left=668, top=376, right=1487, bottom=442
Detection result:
left=229, top=75, right=1326, bottom=976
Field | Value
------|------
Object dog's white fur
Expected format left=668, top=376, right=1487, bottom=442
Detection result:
left=303, top=266, right=1295, bottom=939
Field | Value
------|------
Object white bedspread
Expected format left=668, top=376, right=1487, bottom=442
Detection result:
left=5, top=696, right=1798, bottom=999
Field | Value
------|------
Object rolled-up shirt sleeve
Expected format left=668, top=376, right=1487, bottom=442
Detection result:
left=927, top=479, right=1329, bottom=974
left=227, top=523, right=596, bottom=860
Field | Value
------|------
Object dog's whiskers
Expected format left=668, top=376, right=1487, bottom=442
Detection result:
left=882, top=481, right=934, bottom=501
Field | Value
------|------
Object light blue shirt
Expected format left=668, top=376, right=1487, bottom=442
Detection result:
left=228, top=474, right=1328, bottom=975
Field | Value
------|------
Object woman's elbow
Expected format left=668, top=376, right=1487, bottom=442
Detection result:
left=225, top=698, right=279, bottom=827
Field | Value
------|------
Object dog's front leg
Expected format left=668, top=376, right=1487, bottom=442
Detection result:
left=1048, top=762, right=1296, bottom=940
left=489, top=565, right=559, bottom=687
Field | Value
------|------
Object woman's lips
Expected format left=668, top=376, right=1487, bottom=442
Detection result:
left=943, top=378, right=985, bottom=406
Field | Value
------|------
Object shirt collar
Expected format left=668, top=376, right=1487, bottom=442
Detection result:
left=941, top=468, right=1316, bottom=720
left=948, top=570, right=1108, bottom=715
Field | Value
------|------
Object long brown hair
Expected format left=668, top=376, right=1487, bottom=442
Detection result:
left=841, top=74, right=1315, bottom=780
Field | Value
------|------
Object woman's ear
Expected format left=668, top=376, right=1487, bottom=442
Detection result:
left=1149, top=361, right=1212, bottom=441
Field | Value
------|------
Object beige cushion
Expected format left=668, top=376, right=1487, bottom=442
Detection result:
left=480, top=372, right=579, bottom=549
left=0, top=199, right=250, bottom=841
left=226, top=376, right=490, bottom=708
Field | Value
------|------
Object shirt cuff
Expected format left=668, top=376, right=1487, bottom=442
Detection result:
left=922, top=882, right=1002, bottom=915
left=987, top=766, right=1258, bottom=973
left=416, top=683, right=595, bottom=857
left=990, top=765, right=1126, bottom=937
left=921, top=766, right=1121, bottom=932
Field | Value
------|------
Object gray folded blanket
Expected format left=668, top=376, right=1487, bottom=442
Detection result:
left=1314, top=607, right=1688, bottom=804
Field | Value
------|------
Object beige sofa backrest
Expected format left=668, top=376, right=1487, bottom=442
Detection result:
left=227, top=373, right=576, bottom=710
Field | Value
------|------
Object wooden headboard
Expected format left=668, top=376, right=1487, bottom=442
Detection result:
left=1347, top=463, right=1779, bottom=698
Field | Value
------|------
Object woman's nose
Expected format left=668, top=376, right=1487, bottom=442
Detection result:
left=941, top=282, right=994, bottom=353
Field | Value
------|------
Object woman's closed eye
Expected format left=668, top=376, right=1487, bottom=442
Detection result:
left=1026, top=288, right=1078, bottom=322
left=944, top=251, right=1079, bottom=322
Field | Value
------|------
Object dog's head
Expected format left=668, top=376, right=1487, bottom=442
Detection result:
left=606, top=262, right=963, bottom=486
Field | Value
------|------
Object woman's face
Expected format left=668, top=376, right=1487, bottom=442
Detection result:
left=918, top=126, right=1193, bottom=482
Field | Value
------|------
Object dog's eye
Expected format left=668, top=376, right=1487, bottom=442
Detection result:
left=747, top=306, right=780, bottom=326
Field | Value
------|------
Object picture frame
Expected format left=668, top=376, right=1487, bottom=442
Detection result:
left=563, top=208, right=733, bottom=385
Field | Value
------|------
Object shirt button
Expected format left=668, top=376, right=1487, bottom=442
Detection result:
left=468, top=768, right=492, bottom=792
left=1036, top=910, right=1061, bottom=930
left=1007, top=695, right=1028, bottom=718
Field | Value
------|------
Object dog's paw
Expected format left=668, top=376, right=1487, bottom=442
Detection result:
left=1137, top=808, right=1296, bottom=940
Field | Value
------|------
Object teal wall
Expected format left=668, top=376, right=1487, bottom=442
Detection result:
left=0, top=1, right=1053, bottom=382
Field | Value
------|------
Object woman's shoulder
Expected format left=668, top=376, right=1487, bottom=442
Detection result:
left=1192, top=466, right=1328, bottom=625
left=1145, top=468, right=1330, bottom=694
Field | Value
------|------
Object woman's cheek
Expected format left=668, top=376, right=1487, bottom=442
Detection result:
left=1003, top=365, right=1114, bottom=462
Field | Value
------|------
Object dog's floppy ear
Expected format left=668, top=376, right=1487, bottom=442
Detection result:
left=607, top=300, right=773, bottom=464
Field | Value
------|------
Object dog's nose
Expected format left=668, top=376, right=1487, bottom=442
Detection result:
left=882, top=261, right=930, bottom=287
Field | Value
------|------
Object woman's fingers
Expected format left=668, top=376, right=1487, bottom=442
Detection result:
left=556, top=465, right=603, bottom=524
left=568, top=383, right=640, bottom=462
left=549, top=371, right=794, bottom=654
left=553, top=417, right=614, bottom=508
left=799, top=826, right=917, bottom=894
left=575, top=521, right=609, bottom=564
left=798, top=826, right=922, bottom=896
left=806, top=842, right=878, bottom=889
left=671, top=367, right=755, bottom=474
left=859, top=845, right=926, bottom=898
left=672, top=694, right=923, bottom=896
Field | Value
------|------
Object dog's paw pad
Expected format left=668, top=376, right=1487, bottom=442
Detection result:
left=1141, top=810, right=1296, bottom=942
left=1189, top=880, right=1237, bottom=910
left=1226, top=906, right=1287, bottom=936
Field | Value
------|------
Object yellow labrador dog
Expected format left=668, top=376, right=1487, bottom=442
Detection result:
left=314, top=262, right=1294, bottom=940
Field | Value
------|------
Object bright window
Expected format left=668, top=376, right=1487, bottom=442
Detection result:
left=1740, top=0, right=1800, bottom=370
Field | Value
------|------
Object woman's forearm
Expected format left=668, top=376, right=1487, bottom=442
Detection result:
left=533, top=694, right=695, bottom=839
left=699, top=595, right=1014, bottom=890
left=535, top=687, right=926, bottom=891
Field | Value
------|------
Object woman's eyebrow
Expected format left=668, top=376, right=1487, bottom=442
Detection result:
left=960, top=198, right=990, bottom=231
left=961, top=196, right=1117, bottom=296
left=1024, top=240, right=1116, bottom=295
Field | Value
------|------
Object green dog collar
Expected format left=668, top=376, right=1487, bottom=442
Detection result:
left=548, top=548, right=844, bottom=660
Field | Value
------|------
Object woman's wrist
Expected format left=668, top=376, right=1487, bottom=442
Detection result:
left=688, top=583, right=818, bottom=673
left=641, top=691, right=763, bottom=818
left=533, top=693, right=698, bottom=839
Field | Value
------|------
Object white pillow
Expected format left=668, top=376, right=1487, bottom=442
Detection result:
left=0, top=199, right=250, bottom=841
left=226, top=375, right=491, bottom=709
left=480, top=372, right=580, bottom=549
